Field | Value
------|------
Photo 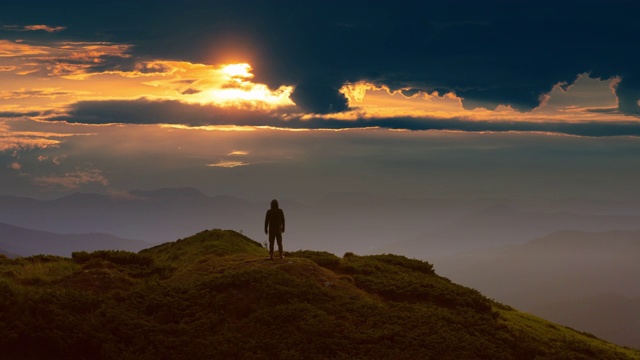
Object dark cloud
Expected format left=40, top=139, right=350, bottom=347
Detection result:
left=2, top=24, right=65, bottom=33
left=180, top=89, right=201, bottom=95
left=614, top=75, right=640, bottom=115
left=400, top=89, right=422, bottom=97
left=53, top=99, right=288, bottom=126
left=53, top=98, right=640, bottom=137
left=586, top=108, right=621, bottom=114
left=5, top=1, right=640, bottom=117
left=0, top=111, right=42, bottom=118
left=289, top=81, right=349, bottom=114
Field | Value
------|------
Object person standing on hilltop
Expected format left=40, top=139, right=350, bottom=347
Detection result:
left=265, top=199, right=285, bottom=260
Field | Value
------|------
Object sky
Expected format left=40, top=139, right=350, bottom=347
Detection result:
left=2, top=0, right=640, bottom=205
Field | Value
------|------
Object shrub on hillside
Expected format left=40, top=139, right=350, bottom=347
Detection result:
left=72, top=250, right=154, bottom=267
left=24, top=254, right=65, bottom=263
left=72, top=250, right=173, bottom=279
left=339, top=253, right=492, bottom=313
left=368, top=254, right=435, bottom=275
left=286, top=250, right=341, bottom=270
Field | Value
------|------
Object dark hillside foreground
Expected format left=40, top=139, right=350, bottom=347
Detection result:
left=0, top=230, right=638, bottom=359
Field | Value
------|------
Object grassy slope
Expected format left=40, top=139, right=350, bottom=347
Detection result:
left=0, top=229, right=637, bottom=360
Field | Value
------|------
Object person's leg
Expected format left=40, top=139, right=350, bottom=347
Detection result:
left=268, top=232, right=275, bottom=259
left=276, top=233, right=283, bottom=258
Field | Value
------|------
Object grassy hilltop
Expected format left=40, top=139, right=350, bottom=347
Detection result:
left=0, top=229, right=638, bottom=359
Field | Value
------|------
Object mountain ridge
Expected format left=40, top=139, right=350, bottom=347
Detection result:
left=3, top=187, right=640, bottom=256
left=0, top=222, right=148, bottom=257
left=0, top=229, right=638, bottom=359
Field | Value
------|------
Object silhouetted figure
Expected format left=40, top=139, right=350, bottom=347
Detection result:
left=265, top=199, right=285, bottom=260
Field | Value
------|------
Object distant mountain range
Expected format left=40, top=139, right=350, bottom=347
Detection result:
left=0, top=222, right=148, bottom=257
left=3, top=188, right=640, bottom=258
left=433, top=229, right=640, bottom=348
left=0, top=188, right=257, bottom=245
left=382, top=204, right=640, bottom=257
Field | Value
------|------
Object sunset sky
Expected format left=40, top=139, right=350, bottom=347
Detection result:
left=2, top=1, right=640, bottom=204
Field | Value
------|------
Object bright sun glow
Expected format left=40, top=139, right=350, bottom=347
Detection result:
left=191, top=63, right=294, bottom=108
left=221, top=63, right=253, bottom=79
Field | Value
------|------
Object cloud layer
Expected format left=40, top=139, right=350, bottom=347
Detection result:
left=53, top=98, right=640, bottom=137
left=4, top=1, right=640, bottom=116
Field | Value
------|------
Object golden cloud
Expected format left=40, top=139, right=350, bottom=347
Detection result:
left=34, top=169, right=109, bottom=189
left=0, top=120, right=83, bottom=153
left=336, top=78, right=632, bottom=123
left=139, top=61, right=295, bottom=109
left=0, top=40, right=133, bottom=78
left=0, top=88, right=77, bottom=100
left=0, top=40, right=50, bottom=57
left=23, top=25, right=66, bottom=32
left=206, top=160, right=248, bottom=168
left=0, top=136, right=60, bottom=152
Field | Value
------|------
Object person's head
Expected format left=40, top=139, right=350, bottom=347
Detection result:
left=270, top=199, right=279, bottom=209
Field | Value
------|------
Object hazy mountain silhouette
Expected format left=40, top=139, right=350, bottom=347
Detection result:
left=543, top=197, right=640, bottom=216
left=2, top=188, right=640, bottom=258
left=0, top=188, right=258, bottom=244
left=381, top=205, right=640, bottom=257
left=0, top=222, right=148, bottom=257
left=433, top=229, right=640, bottom=348
left=1, top=229, right=638, bottom=359
left=0, top=189, right=490, bottom=253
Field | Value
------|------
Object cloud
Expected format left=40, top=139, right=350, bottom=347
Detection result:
left=0, top=88, right=77, bottom=100
left=0, top=111, right=42, bottom=118
left=0, top=119, right=84, bottom=152
left=586, top=108, right=620, bottom=115
left=4, top=2, right=640, bottom=118
left=0, top=39, right=133, bottom=78
left=206, top=161, right=248, bottom=168
left=0, top=40, right=50, bottom=57
left=83, top=1, right=636, bottom=117
left=614, top=75, right=640, bottom=116
left=290, top=80, right=349, bottom=114
left=51, top=98, right=640, bottom=137
left=23, top=25, right=66, bottom=33
left=137, top=61, right=295, bottom=109
left=0, top=136, right=60, bottom=152
left=3, top=25, right=66, bottom=33
left=34, top=169, right=109, bottom=189
left=37, top=155, right=63, bottom=165
left=53, top=98, right=290, bottom=126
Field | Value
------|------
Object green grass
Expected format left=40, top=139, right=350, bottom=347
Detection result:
left=498, top=308, right=640, bottom=359
left=140, top=229, right=267, bottom=265
left=0, top=229, right=638, bottom=359
left=0, top=255, right=79, bottom=285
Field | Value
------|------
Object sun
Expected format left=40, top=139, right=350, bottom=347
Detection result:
left=190, top=63, right=294, bottom=108
left=220, top=63, right=253, bottom=79
left=168, top=62, right=293, bottom=108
